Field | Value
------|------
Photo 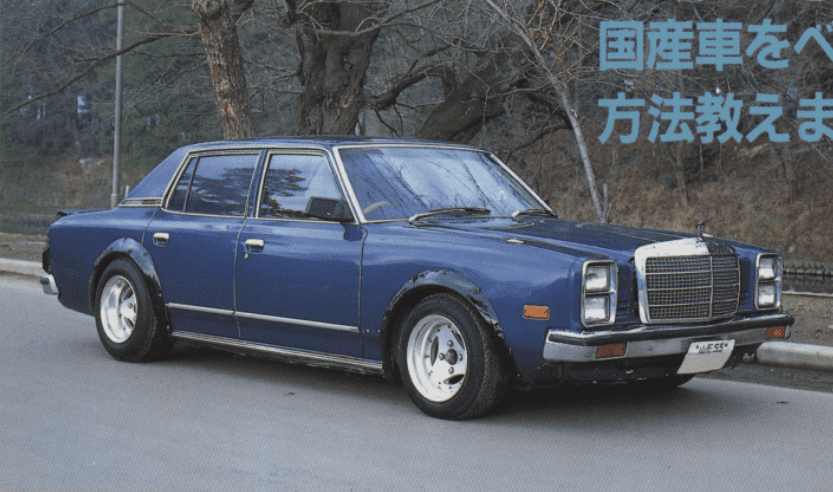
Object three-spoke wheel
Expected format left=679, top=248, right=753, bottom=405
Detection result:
left=397, top=294, right=508, bottom=420
left=95, top=259, right=171, bottom=362
left=406, top=314, right=470, bottom=402
left=99, top=275, right=137, bottom=344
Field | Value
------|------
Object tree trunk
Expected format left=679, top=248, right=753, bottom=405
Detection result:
left=294, top=4, right=379, bottom=135
left=674, top=141, right=689, bottom=207
left=484, top=0, right=608, bottom=222
left=416, top=57, right=507, bottom=143
left=192, top=0, right=254, bottom=140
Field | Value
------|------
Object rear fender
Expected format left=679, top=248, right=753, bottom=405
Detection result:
left=88, top=238, right=168, bottom=328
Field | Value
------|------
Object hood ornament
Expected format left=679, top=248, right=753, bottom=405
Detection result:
left=696, top=221, right=712, bottom=242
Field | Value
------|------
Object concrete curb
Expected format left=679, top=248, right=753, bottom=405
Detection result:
left=2, top=257, right=832, bottom=373
left=756, top=341, right=833, bottom=372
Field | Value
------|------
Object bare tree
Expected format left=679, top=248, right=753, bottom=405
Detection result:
left=192, top=0, right=254, bottom=139
left=483, top=0, right=610, bottom=222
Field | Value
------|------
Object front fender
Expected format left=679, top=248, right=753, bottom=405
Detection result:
left=379, top=268, right=506, bottom=380
left=88, top=238, right=168, bottom=328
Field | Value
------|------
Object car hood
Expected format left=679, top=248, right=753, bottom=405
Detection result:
left=420, top=218, right=691, bottom=262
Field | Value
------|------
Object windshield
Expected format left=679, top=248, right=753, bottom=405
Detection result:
left=338, top=146, right=542, bottom=221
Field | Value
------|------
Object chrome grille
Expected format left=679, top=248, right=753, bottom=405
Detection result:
left=644, top=254, right=739, bottom=322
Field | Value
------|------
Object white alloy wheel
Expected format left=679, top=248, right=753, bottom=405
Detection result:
left=99, top=275, right=137, bottom=344
left=406, top=314, right=469, bottom=402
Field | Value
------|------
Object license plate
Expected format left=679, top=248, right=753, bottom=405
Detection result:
left=677, top=339, right=735, bottom=375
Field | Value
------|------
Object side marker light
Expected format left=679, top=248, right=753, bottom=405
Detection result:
left=523, top=305, right=550, bottom=320
left=765, top=326, right=786, bottom=339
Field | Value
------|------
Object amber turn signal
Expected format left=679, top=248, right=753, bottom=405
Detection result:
left=765, top=326, right=787, bottom=339
left=595, top=343, right=626, bottom=359
left=523, top=305, right=550, bottom=320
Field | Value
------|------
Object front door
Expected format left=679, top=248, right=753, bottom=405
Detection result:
left=234, top=151, right=364, bottom=357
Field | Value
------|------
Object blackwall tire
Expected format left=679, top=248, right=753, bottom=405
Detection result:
left=396, top=293, right=508, bottom=420
left=95, top=258, right=171, bottom=362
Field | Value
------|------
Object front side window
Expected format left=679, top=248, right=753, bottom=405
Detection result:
left=259, top=153, right=342, bottom=219
left=167, top=153, right=258, bottom=216
left=338, top=147, right=540, bottom=221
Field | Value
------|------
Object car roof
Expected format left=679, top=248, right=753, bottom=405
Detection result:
left=179, top=136, right=478, bottom=152
left=124, top=137, right=483, bottom=202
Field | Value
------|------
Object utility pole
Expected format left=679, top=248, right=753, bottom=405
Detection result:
left=110, top=2, right=124, bottom=208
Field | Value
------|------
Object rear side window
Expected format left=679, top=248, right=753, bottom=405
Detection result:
left=167, top=154, right=258, bottom=216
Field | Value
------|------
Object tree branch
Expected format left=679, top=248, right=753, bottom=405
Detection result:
left=281, top=0, right=444, bottom=37
left=367, top=64, right=457, bottom=111
left=2, top=27, right=195, bottom=118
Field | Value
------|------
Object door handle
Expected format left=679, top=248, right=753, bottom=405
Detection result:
left=152, top=232, right=170, bottom=245
left=244, top=238, right=265, bottom=250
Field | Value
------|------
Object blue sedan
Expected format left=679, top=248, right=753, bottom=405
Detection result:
left=42, top=138, right=794, bottom=419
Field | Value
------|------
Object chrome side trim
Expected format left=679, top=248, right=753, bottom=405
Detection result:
left=234, top=312, right=359, bottom=333
left=120, top=197, right=163, bottom=207
left=171, top=331, right=383, bottom=375
left=167, top=303, right=235, bottom=316
left=165, top=302, right=359, bottom=333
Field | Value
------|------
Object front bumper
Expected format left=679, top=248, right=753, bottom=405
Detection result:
left=543, top=312, right=793, bottom=363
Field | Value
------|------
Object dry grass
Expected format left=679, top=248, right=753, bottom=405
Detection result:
left=503, top=128, right=833, bottom=263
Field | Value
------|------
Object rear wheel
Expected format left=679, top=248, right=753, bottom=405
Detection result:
left=396, top=294, right=508, bottom=420
left=95, top=258, right=171, bottom=362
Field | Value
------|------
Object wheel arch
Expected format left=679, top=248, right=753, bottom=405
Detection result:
left=380, top=269, right=511, bottom=382
left=89, top=238, right=169, bottom=329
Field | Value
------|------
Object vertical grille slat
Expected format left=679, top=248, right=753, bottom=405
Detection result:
left=643, top=254, right=739, bottom=322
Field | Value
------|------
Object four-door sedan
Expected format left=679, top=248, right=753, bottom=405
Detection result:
left=41, top=137, right=794, bottom=419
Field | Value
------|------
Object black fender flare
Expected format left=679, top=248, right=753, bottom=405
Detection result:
left=88, top=237, right=169, bottom=329
left=380, top=269, right=507, bottom=380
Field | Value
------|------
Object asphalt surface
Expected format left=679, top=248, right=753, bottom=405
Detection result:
left=2, top=276, right=833, bottom=491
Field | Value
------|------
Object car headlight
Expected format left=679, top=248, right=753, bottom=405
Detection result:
left=755, top=254, right=781, bottom=309
left=581, top=261, right=617, bottom=327
left=584, top=264, right=611, bottom=292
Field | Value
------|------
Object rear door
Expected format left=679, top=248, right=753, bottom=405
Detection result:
left=234, top=151, right=364, bottom=356
left=145, top=150, right=260, bottom=338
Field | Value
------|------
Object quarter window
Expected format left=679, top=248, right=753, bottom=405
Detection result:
left=167, top=154, right=258, bottom=216
left=259, top=154, right=342, bottom=219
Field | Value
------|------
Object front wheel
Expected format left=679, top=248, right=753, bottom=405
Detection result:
left=95, top=258, right=171, bottom=362
left=396, top=294, right=508, bottom=420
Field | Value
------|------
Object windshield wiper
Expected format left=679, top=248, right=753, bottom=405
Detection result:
left=408, top=207, right=491, bottom=224
left=511, top=208, right=558, bottom=221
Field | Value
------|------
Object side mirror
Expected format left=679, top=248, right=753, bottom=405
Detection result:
left=304, top=197, right=354, bottom=222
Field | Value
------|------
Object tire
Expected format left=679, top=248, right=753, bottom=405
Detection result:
left=396, top=293, right=508, bottom=420
left=95, top=258, right=171, bottom=362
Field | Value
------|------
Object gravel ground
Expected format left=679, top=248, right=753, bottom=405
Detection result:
left=3, top=232, right=831, bottom=347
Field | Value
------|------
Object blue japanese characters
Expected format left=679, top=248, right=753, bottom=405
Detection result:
left=598, top=18, right=833, bottom=144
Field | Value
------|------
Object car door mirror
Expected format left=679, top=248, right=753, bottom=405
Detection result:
left=304, top=197, right=354, bottom=222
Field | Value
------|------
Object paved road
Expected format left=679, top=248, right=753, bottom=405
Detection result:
left=2, top=275, right=833, bottom=491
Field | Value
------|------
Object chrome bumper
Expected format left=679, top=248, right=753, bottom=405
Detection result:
left=41, top=274, right=59, bottom=295
left=543, top=312, right=793, bottom=363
